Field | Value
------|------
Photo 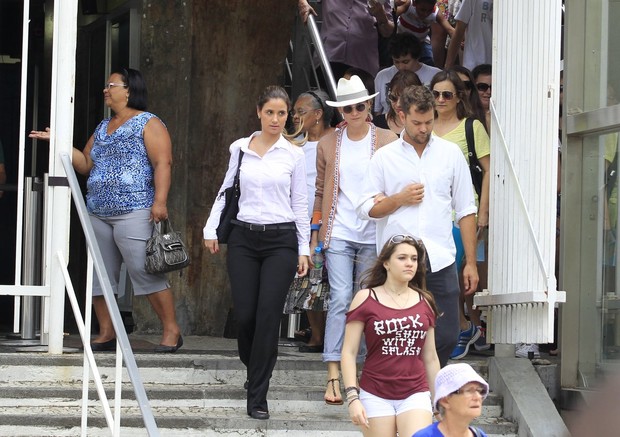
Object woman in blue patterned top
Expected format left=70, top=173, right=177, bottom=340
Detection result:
left=29, top=68, right=182, bottom=353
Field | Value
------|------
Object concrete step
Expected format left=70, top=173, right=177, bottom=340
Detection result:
left=0, top=390, right=505, bottom=419
left=0, top=338, right=511, bottom=436
left=0, top=384, right=516, bottom=435
left=0, top=383, right=500, bottom=410
left=0, top=351, right=489, bottom=387
left=0, top=406, right=517, bottom=436
left=0, top=425, right=517, bottom=437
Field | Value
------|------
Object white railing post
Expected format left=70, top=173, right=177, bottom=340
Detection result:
left=60, top=153, right=160, bottom=436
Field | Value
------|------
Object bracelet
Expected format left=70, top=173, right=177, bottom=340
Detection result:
left=348, top=397, right=360, bottom=407
left=345, top=386, right=359, bottom=395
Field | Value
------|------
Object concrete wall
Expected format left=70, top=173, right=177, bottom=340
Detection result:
left=133, top=0, right=297, bottom=335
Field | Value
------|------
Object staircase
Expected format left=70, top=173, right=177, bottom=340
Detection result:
left=0, top=335, right=517, bottom=436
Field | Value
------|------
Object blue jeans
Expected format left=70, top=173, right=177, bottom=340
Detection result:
left=323, top=238, right=377, bottom=362
left=419, top=41, right=435, bottom=67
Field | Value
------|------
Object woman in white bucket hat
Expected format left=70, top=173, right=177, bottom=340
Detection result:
left=310, top=75, right=398, bottom=405
left=413, top=363, right=489, bottom=436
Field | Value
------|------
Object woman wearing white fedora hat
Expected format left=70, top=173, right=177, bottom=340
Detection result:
left=311, top=75, right=398, bottom=405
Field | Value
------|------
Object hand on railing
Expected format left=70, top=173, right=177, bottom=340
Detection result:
left=297, top=0, right=317, bottom=24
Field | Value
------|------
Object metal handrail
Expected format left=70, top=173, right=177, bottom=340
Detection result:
left=287, top=6, right=337, bottom=101
left=306, top=14, right=337, bottom=100
left=59, top=152, right=159, bottom=436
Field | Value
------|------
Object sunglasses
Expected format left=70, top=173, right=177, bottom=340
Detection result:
left=452, top=386, right=488, bottom=397
left=432, top=90, right=455, bottom=100
left=476, top=83, right=492, bottom=92
left=388, top=234, right=417, bottom=245
left=388, top=93, right=399, bottom=103
left=342, top=102, right=367, bottom=114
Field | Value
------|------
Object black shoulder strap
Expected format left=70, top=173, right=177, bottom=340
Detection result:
left=465, top=118, right=478, bottom=166
left=234, top=150, right=244, bottom=191
left=369, top=288, right=379, bottom=302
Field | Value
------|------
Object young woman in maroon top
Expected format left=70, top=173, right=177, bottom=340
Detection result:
left=341, top=235, right=441, bottom=437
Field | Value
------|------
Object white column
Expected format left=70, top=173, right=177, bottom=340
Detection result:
left=46, top=0, right=79, bottom=354
left=474, top=0, right=565, bottom=344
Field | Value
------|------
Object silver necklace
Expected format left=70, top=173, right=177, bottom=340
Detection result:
left=385, top=285, right=410, bottom=309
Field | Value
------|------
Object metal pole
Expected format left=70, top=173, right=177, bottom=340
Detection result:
left=306, top=14, right=337, bottom=100
left=14, top=0, right=32, bottom=335
left=287, top=314, right=300, bottom=339
left=21, top=177, right=39, bottom=340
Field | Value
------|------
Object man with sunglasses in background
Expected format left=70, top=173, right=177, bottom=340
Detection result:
left=374, top=33, right=442, bottom=118
left=357, top=85, right=478, bottom=367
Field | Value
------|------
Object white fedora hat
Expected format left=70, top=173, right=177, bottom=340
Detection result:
left=326, top=75, right=380, bottom=107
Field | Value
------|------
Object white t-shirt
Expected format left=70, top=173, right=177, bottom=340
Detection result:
left=397, top=4, right=439, bottom=43
left=331, top=127, right=376, bottom=244
left=455, top=0, right=493, bottom=70
left=374, top=64, right=442, bottom=115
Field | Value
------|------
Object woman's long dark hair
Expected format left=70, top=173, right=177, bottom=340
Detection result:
left=360, top=238, right=440, bottom=317
left=449, top=66, right=489, bottom=133
left=429, top=70, right=473, bottom=121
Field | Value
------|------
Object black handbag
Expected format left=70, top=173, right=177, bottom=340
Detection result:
left=145, top=218, right=190, bottom=274
left=216, top=150, right=244, bottom=243
left=465, top=118, right=483, bottom=198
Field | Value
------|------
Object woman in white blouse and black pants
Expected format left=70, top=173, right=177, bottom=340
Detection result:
left=203, top=86, right=310, bottom=420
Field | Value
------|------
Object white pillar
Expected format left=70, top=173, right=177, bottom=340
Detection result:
left=46, top=0, right=79, bottom=354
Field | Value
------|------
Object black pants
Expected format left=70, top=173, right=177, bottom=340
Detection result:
left=426, top=262, right=461, bottom=367
left=226, top=225, right=298, bottom=414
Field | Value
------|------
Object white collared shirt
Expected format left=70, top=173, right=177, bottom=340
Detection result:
left=203, top=132, right=310, bottom=256
left=356, top=134, right=477, bottom=271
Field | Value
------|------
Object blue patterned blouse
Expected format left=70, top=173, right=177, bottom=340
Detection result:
left=86, top=112, right=158, bottom=216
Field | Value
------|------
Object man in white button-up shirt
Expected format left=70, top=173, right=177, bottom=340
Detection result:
left=356, top=85, right=479, bottom=367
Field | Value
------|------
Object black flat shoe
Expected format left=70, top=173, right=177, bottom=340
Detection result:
left=243, top=380, right=249, bottom=390
left=249, top=410, right=269, bottom=420
left=154, top=335, right=183, bottom=353
left=90, top=339, right=116, bottom=352
left=298, top=344, right=323, bottom=353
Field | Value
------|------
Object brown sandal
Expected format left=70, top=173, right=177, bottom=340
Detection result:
left=324, top=378, right=344, bottom=405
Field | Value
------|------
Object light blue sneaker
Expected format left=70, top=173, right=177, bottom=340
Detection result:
left=450, top=323, right=481, bottom=360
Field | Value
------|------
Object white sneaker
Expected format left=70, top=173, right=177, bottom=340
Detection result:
left=515, top=343, right=540, bottom=358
